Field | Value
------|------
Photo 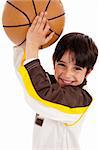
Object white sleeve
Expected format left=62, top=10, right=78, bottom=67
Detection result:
left=24, top=58, right=38, bottom=65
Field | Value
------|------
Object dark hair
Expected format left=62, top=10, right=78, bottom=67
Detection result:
left=53, top=32, right=98, bottom=72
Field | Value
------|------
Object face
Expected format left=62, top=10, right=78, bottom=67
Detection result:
left=54, top=50, right=88, bottom=87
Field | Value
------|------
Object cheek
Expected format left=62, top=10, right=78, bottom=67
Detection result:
left=76, top=73, right=86, bottom=83
left=54, top=66, right=62, bottom=78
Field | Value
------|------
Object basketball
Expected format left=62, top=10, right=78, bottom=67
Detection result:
left=2, top=0, right=65, bottom=48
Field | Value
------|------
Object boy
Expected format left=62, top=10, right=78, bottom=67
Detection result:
left=14, top=12, right=98, bottom=150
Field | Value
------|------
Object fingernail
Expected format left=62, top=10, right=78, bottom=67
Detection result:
left=45, top=11, right=47, bottom=15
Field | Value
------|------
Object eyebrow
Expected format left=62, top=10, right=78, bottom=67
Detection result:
left=57, top=60, right=83, bottom=69
left=57, top=60, right=66, bottom=64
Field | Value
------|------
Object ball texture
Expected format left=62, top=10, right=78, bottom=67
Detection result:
left=2, top=0, right=65, bottom=48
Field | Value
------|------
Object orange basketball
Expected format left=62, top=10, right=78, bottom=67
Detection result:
left=2, top=0, right=65, bottom=48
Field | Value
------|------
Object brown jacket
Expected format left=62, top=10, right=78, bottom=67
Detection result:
left=24, top=59, right=92, bottom=109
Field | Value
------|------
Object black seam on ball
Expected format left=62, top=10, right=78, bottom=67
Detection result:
left=49, top=29, right=60, bottom=36
left=32, top=0, right=37, bottom=16
left=15, top=38, right=26, bottom=47
left=44, top=0, right=51, bottom=12
left=48, top=12, right=65, bottom=21
left=7, top=1, right=31, bottom=25
left=3, top=23, right=31, bottom=28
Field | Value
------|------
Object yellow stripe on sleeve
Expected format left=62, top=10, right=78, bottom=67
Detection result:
left=18, top=65, right=90, bottom=115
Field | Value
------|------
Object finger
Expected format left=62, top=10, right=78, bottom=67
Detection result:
left=38, top=16, right=47, bottom=31
left=44, top=32, right=55, bottom=44
left=34, top=12, right=45, bottom=31
left=43, top=23, right=50, bottom=36
left=29, top=16, right=39, bottom=32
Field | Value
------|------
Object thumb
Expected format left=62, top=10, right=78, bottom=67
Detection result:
left=44, top=32, right=54, bottom=45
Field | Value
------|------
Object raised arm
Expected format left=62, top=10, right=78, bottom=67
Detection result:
left=14, top=12, right=92, bottom=125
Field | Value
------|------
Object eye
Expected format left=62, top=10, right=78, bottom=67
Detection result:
left=59, top=63, right=65, bottom=67
left=57, top=63, right=65, bottom=67
left=74, top=66, right=83, bottom=71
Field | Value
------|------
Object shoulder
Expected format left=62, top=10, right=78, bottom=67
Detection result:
left=45, top=72, right=57, bottom=84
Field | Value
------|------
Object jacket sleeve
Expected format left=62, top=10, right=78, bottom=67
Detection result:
left=24, top=59, right=92, bottom=108
left=13, top=46, right=92, bottom=125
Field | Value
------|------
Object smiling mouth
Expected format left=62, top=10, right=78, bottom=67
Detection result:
left=62, top=80, right=72, bottom=85
left=59, top=78, right=73, bottom=85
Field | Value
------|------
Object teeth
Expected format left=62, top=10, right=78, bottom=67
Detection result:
left=62, top=80, right=72, bottom=84
left=64, top=81, right=71, bottom=84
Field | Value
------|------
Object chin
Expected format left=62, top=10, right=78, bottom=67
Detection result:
left=58, top=81, right=71, bottom=87
left=59, top=81, right=79, bottom=87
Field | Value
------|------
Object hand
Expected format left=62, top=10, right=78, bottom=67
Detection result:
left=26, top=12, right=54, bottom=59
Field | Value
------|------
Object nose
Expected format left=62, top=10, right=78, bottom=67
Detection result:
left=62, top=68, right=74, bottom=79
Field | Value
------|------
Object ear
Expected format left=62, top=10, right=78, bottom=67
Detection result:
left=86, top=68, right=93, bottom=77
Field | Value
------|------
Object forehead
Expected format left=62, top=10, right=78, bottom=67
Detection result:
left=60, top=50, right=76, bottom=64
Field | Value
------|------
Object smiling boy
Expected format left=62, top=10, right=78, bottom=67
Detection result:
left=14, top=12, right=98, bottom=150
left=53, top=50, right=88, bottom=87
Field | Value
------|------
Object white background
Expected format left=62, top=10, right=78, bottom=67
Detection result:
left=0, top=0, right=99, bottom=150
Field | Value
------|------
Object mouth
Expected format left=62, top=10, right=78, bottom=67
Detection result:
left=59, top=78, right=73, bottom=86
